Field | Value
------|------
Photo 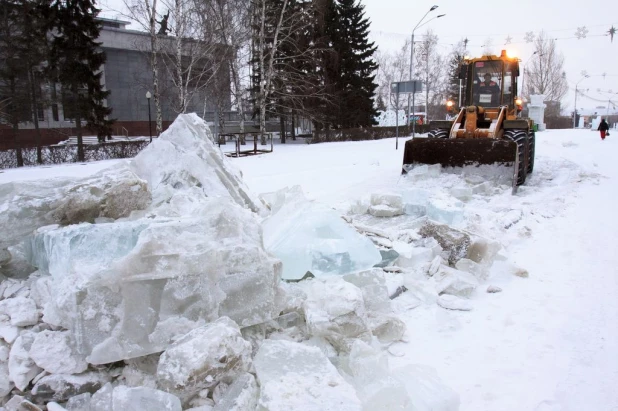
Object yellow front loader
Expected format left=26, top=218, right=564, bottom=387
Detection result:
left=402, top=50, right=535, bottom=189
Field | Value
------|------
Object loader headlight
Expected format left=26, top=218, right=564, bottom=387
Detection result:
left=446, top=100, right=454, bottom=111
left=515, top=98, right=523, bottom=112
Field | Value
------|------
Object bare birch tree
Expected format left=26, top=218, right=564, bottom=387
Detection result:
left=253, top=0, right=329, bottom=142
left=415, top=29, right=445, bottom=120
left=254, top=0, right=288, bottom=140
left=196, top=0, right=252, bottom=133
left=269, top=1, right=331, bottom=139
left=158, top=0, right=223, bottom=115
left=524, top=31, right=568, bottom=104
left=122, top=0, right=164, bottom=134
left=374, top=40, right=411, bottom=112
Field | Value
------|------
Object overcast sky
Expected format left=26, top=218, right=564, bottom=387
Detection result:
left=100, top=0, right=618, bottom=112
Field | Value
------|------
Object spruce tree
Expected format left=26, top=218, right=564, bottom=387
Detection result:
left=0, top=0, right=44, bottom=166
left=21, top=0, right=51, bottom=163
left=303, top=0, right=337, bottom=131
left=327, top=0, right=378, bottom=128
left=50, top=0, right=112, bottom=161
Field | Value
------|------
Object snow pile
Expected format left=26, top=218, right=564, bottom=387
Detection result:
left=0, top=114, right=465, bottom=410
left=0, top=115, right=282, bottom=408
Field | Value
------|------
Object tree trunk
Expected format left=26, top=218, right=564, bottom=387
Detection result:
left=230, top=58, right=245, bottom=133
left=259, top=98, right=266, bottom=145
left=12, top=122, right=23, bottom=167
left=148, top=0, right=163, bottom=135
left=9, top=77, right=23, bottom=167
left=175, top=36, right=185, bottom=113
left=425, top=79, right=429, bottom=122
left=280, top=114, right=286, bottom=144
left=173, top=1, right=186, bottom=114
left=291, top=112, right=296, bottom=140
left=28, top=68, right=43, bottom=164
left=257, top=0, right=266, bottom=143
left=257, top=0, right=289, bottom=145
left=75, top=110, right=84, bottom=162
left=218, top=98, right=225, bottom=135
left=152, top=45, right=163, bottom=135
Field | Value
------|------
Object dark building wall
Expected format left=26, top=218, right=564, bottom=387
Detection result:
left=103, top=47, right=155, bottom=122
left=1, top=22, right=233, bottom=146
left=102, top=47, right=231, bottom=123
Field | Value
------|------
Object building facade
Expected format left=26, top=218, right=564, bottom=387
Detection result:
left=0, top=18, right=230, bottom=147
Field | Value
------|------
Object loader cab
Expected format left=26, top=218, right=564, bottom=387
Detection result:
left=461, top=54, right=519, bottom=110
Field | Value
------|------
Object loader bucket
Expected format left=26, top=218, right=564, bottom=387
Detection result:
left=402, top=138, right=520, bottom=191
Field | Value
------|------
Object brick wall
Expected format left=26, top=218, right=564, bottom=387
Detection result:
left=0, top=127, right=74, bottom=150
left=0, top=121, right=173, bottom=150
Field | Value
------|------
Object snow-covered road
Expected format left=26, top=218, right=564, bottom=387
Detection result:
left=394, top=173, right=618, bottom=411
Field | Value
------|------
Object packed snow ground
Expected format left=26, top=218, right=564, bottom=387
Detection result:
left=1, top=126, right=617, bottom=410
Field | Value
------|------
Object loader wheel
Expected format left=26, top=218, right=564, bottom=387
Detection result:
left=504, top=129, right=528, bottom=186
left=527, top=130, right=535, bottom=174
left=428, top=128, right=449, bottom=139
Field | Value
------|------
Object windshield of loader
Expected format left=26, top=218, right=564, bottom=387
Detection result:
left=472, top=60, right=503, bottom=106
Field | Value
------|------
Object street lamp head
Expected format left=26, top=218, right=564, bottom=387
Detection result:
left=437, top=14, right=445, bottom=18
left=430, top=5, right=438, bottom=11
left=146, top=91, right=151, bottom=99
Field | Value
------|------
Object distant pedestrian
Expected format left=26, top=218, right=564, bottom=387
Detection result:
left=598, top=118, right=609, bottom=140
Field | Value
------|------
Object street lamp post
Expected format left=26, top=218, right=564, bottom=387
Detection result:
left=146, top=91, right=152, bottom=142
left=573, top=75, right=589, bottom=128
left=521, top=51, right=541, bottom=99
left=408, top=6, right=445, bottom=138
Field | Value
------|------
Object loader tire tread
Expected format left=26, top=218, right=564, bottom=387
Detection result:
left=504, top=129, right=528, bottom=186
left=527, top=131, right=535, bottom=174
left=428, top=128, right=449, bottom=139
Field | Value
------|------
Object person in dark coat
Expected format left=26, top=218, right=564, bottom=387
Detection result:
left=598, top=118, right=609, bottom=140
left=476, top=73, right=501, bottom=105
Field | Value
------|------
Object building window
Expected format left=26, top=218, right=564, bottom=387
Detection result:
left=61, top=90, right=76, bottom=121
left=37, top=104, right=44, bottom=121
left=51, top=83, right=59, bottom=121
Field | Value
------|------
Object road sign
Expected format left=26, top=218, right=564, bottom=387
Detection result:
left=391, top=80, right=423, bottom=150
left=390, top=80, right=423, bottom=94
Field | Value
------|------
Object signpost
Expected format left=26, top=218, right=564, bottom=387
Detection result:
left=391, top=80, right=423, bottom=149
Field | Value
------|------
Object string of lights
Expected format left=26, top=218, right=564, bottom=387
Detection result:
left=371, top=21, right=618, bottom=48
left=568, top=87, right=618, bottom=104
